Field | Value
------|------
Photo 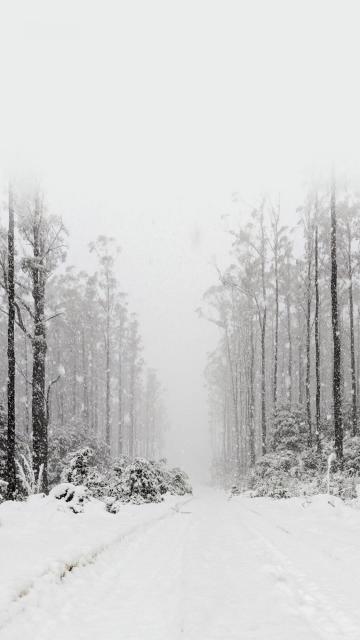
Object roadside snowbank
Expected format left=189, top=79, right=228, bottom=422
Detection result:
left=0, top=492, right=189, bottom=628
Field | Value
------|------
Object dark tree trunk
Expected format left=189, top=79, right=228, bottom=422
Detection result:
left=346, top=223, right=357, bottom=436
left=314, top=223, right=321, bottom=452
left=32, top=203, right=48, bottom=491
left=305, top=250, right=312, bottom=446
left=330, top=172, right=343, bottom=461
left=6, top=186, right=16, bottom=500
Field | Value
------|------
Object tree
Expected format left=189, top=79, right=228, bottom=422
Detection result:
left=127, top=313, right=143, bottom=458
left=330, top=172, right=343, bottom=461
left=89, top=236, right=119, bottom=447
left=6, top=185, right=16, bottom=499
left=18, top=194, right=67, bottom=491
left=338, top=193, right=359, bottom=436
left=314, top=196, right=321, bottom=452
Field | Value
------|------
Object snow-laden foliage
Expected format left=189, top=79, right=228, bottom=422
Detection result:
left=269, top=406, right=307, bottom=453
left=49, top=482, right=88, bottom=514
left=16, top=449, right=44, bottom=497
left=114, top=458, right=163, bottom=505
left=59, top=450, right=192, bottom=510
left=250, top=415, right=360, bottom=500
left=61, top=447, right=94, bottom=485
left=167, top=466, right=193, bottom=496
left=48, top=424, right=110, bottom=487
left=60, top=446, right=109, bottom=499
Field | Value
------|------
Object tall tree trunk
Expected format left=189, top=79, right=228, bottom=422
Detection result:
left=105, top=288, right=111, bottom=447
left=330, top=172, right=343, bottom=461
left=306, top=252, right=312, bottom=446
left=32, top=203, right=48, bottom=491
left=347, top=223, right=357, bottom=436
left=6, top=186, right=16, bottom=499
left=304, top=212, right=313, bottom=446
left=298, top=336, right=304, bottom=405
left=117, top=316, right=124, bottom=455
left=81, top=328, right=89, bottom=426
left=24, top=335, right=31, bottom=434
left=286, top=290, right=292, bottom=405
left=314, top=222, right=321, bottom=452
left=273, top=263, right=279, bottom=409
left=129, top=361, right=135, bottom=458
left=224, top=322, right=241, bottom=478
left=260, top=211, right=267, bottom=454
left=249, top=314, right=255, bottom=466
left=261, top=310, right=267, bottom=455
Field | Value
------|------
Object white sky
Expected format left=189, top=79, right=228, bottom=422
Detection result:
left=1, top=0, right=360, bottom=477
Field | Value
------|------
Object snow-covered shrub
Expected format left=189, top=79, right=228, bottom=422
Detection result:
left=48, top=423, right=110, bottom=487
left=167, top=466, right=192, bottom=496
left=342, top=436, right=360, bottom=476
left=112, top=455, right=131, bottom=476
left=105, top=458, right=192, bottom=508
left=250, top=450, right=301, bottom=499
left=148, top=458, right=173, bottom=495
left=251, top=473, right=293, bottom=499
left=297, top=448, right=323, bottom=476
left=115, top=457, right=163, bottom=504
left=61, top=446, right=94, bottom=485
left=60, top=446, right=111, bottom=499
left=105, top=496, right=121, bottom=514
left=270, top=405, right=307, bottom=453
left=0, top=478, right=7, bottom=502
left=50, top=482, right=87, bottom=513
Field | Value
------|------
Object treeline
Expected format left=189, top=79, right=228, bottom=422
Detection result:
left=204, top=174, right=358, bottom=488
left=0, top=185, right=168, bottom=499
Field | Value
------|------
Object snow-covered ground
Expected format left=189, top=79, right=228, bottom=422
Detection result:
left=2, top=488, right=360, bottom=639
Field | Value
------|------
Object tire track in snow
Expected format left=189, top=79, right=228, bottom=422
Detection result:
left=0, top=496, right=193, bottom=636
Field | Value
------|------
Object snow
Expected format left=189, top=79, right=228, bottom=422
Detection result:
left=2, top=489, right=360, bottom=638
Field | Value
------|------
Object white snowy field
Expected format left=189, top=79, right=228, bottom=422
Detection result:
left=1, top=490, right=360, bottom=639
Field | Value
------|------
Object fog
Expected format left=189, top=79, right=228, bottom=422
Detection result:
left=1, top=0, right=360, bottom=479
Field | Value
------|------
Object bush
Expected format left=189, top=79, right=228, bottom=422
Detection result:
left=167, top=467, right=192, bottom=496
left=342, top=436, right=360, bottom=476
left=61, top=447, right=95, bottom=485
left=251, top=473, right=293, bottom=499
left=60, top=446, right=111, bottom=499
left=270, top=405, right=307, bottom=453
left=116, top=458, right=163, bottom=504
left=48, top=423, right=110, bottom=487
left=250, top=432, right=360, bottom=501
left=50, top=482, right=88, bottom=514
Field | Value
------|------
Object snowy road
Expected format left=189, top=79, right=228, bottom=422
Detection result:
left=3, top=489, right=360, bottom=639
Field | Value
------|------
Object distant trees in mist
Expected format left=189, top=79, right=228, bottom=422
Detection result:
left=204, top=174, right=359, bottom=487
left=0, top=185, right=168, bottom=498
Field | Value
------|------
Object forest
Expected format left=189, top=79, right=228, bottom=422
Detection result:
left=0, top=185, right=193, bottom=507
left=204, top=173, right=360, bottom=498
